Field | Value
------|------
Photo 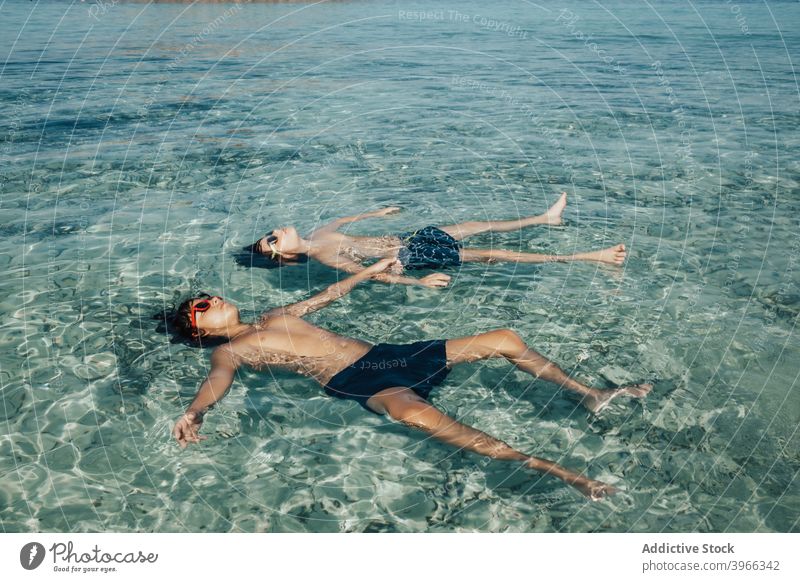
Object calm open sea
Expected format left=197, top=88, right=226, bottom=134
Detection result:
left=1, top=0, right=798, bottom=532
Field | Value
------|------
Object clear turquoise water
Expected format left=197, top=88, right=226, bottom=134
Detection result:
left=1, top=0, right=798, bottom=532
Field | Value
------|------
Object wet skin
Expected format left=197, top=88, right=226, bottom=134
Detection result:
left=172, top=259, right=652, bottom=501
left=252, top=195, right=628, bottom=288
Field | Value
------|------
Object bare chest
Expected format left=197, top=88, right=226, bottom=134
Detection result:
left=233, top=325, right=371, bottom=385
left=316, top=232, right=403, bottom=263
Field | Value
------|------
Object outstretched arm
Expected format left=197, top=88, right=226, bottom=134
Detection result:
left=173, top=347, right=239, bottom=449
left=310, top=206, right=400, bottom=235
left=318, top=253, right=451, bottom=288
left=259, top=257, right=399, bottom=320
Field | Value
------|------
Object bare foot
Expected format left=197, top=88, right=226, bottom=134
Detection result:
left=543, top=192, right=567, bottom=225
left=575, top=479, right=619, bottom=501
left=582, top=383, right=653, bottom=414
left=574, top=243, right=627, bottom=266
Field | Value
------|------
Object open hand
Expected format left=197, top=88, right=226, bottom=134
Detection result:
left=173, top=411, right=207, bottom=449
left=373, top=206, right=401, bottom=217
left=420, top=273, right=451, bottom=288
left=575, top=479, right=618, bottom=501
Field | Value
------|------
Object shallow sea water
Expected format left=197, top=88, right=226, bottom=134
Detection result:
left=1, top=0, right=798, bottom=532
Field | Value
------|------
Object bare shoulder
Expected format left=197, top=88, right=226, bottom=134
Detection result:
left=310, top=232, right=349, bottom=256
left=309, top=228, right=346, bottom=243
left=266, top=312, right=307, bottom=328
left=256, top=312, right=311, bottom=334
left=211, top=340, right=248, bottom=367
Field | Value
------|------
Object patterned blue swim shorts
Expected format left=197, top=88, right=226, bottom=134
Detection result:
left=397, top=226, right=462, bottom=270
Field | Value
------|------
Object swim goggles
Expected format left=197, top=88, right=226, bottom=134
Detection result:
left=189, top=292, right=212, bottom=333
left=262, top=232, right=280, bottom=259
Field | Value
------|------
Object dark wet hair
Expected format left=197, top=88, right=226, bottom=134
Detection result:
left=236, top=239, right=308, bottom=269
left=173, top=297, right=198, bottom=339
left=152, top=303, right=197, bottom=346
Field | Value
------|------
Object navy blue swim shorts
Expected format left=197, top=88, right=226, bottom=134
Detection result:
left=324, top=340, right=450, bottom=415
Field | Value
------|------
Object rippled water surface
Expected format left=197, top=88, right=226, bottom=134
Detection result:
left=1, top=0, right=798, bottom=532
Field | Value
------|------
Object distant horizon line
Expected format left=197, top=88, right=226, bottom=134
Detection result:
left=83, top=0, right=359, bottom=4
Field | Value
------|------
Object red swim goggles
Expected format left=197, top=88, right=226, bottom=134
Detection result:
left=189, top=292, right=212, bottom=334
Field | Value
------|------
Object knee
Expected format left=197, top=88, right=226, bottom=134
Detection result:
left=386, top=399, right=435, bottom=429
left=460, top=248, right=499, bottom=264
left=487, top=328, right=526, bottom=355
left=480, top=436, right=517, bottom=460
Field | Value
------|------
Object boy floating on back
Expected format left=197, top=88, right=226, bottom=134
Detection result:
left=171, top=258, right=652, bottom=500
left=243, top=193, right=626, bottom=287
